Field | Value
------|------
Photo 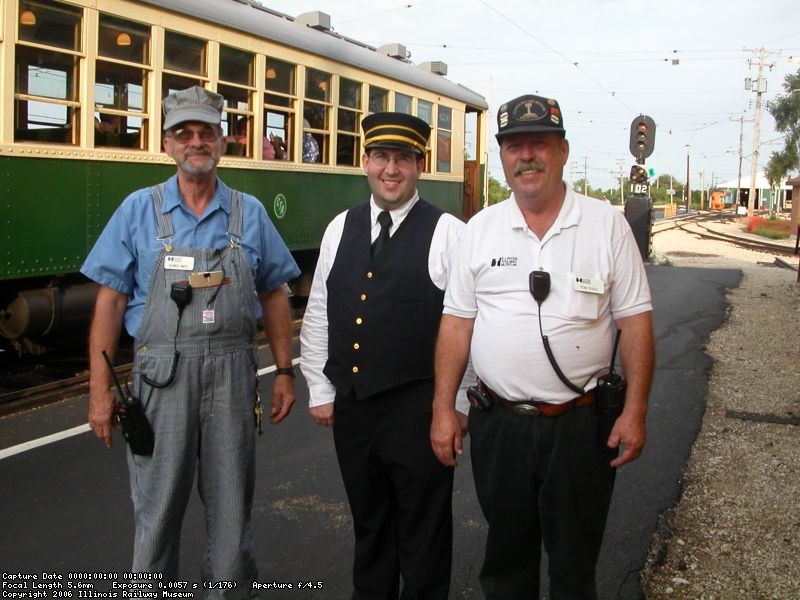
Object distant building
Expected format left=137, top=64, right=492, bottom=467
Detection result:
left=717, top=173, right=791, bottom=213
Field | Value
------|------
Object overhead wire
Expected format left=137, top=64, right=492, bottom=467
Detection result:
left=476, top=0, right=638, bottom=113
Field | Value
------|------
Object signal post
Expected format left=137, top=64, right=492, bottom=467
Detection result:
left=625, top=115, right=656, bottom=260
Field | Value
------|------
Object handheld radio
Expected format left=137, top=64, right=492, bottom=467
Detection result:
left=594, top=330, right=627, bottom=448
left=101, top=351, right=154, bottom=456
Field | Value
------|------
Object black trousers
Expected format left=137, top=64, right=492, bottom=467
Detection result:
left=333, top=379, right=453, bottom=600
left=469, top=403, right=617, bottom=600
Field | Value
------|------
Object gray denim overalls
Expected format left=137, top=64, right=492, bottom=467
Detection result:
left=128, top=183, right=259, bottom=595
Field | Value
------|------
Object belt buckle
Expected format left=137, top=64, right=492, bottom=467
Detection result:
left=512, top=403, right=540, bottom=417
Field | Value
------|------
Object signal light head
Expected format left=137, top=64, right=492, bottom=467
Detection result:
left=629, top=115, right=656, bottom=161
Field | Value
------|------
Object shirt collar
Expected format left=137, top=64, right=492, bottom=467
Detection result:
left=369, top=191, right=419, bottom=226
left=506, top=182, right=581, bottom=233
left=162, top=174, right=230, bottom=216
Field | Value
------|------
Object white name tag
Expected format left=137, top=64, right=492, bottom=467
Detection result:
left=202, top=310, right=215, bottom=324
left=573, top=276, right=604, bottom=295
left=164, top=255, right=195, bottom=271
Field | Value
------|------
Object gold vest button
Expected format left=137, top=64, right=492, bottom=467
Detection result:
left=353, top=342, right=360, bottom=350
left=360, top=294, right=367, bottom=301
left=366, top=271, right=373, bottom=279
left=356, top=317, right=363, bottom=325
left=352, top=366, right=359, bottom=373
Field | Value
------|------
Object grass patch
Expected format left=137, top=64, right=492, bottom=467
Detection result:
left=653, top=255, right=673, bottom=266
left=743, top=216, right=791, bottom=240
left=755, top=227, right=789, bottom=240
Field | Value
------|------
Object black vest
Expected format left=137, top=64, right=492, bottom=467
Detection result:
left=324, top=200, right=445, bottom=400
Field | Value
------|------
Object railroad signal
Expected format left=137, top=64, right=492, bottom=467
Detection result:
left=630, top=164, right=648, bottom=184
left=629, top=115, right=656, bottom=163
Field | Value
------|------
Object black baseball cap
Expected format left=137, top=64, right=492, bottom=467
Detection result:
left=495, top=94, right=566, bottom=142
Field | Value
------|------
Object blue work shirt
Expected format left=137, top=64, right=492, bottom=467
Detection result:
left=81, top=175, right=300, bottom=339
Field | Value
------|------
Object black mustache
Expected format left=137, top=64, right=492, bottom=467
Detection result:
left=513, top=160, right=545, bottom=176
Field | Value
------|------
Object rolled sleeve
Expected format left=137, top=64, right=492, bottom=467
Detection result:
left=248, top=200, right=300, bottom=293
left=442, top=224, right=478, bottom=319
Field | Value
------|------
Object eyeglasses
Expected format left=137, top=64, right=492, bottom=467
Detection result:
left=170, top=126, right=220, bottom=144
left=367, top=151, right=419, bottom=168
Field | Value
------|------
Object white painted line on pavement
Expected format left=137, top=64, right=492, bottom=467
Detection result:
left=1, top=357, right=301, bottom=460
left=256, top=356, right=300, bottom=377
left=0, top=423, right=91, bottom=460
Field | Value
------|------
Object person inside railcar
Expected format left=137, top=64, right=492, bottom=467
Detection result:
left=300, top=112, right=472, bottom=599
left=81, top=86, right=300, bottom=588
left=301, top=118, right=321, bottom=163
left=430, top=93, right=655, bottom=599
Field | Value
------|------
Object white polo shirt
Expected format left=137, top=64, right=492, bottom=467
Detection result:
left=444, top=187, right=652, bottom=403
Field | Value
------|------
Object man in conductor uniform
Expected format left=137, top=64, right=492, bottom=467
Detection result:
left=300, top=112, right=470, bottom=599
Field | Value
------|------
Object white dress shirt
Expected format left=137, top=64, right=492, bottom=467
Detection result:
left=300, top=192, right=472, bottom=414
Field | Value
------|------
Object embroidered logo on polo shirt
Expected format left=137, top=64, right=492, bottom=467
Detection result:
left=490, top=257, right=518, bottom=267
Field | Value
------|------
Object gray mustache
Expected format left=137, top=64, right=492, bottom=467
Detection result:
left=513, top=160, right=546, bottom=176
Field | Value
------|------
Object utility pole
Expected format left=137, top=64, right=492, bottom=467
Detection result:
left=730, top=113, right=751, bottom=214
left=737, top=115, right=744, bottom=208
left=685, top=151, right=691, bottom=213
left=699, top=170, right=705, bottom=210
left=743, top=47, right=779, bottom=218
left=583, top=155, right=588, bottom=195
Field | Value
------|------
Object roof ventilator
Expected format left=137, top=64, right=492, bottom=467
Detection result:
left=377, top=43, right=409, bottom=60
left=295, top=11, right=332, bottom=32
left=419, top=61, right=448, bottom=76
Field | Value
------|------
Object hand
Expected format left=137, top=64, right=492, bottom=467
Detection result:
left=270, top=376, right=295, bottom=424
left=88, top=387, right=117, bottom=448
left=430, top=408, right=464, bottom=467
left=607, top=410, right=646, bottom=468
left=309, top=403, right=334, bottom=427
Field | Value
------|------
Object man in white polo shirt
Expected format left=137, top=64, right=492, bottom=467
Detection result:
left=430, top=94, right=654, bottom=599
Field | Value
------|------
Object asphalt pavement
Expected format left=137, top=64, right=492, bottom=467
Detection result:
left=0, top=264, right=742, bottom=599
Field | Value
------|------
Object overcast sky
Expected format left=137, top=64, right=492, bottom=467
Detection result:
left=262, top=0, right=799, bottom=191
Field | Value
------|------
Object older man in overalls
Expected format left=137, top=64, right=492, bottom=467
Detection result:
left=82, top=86, right=300, bottom=593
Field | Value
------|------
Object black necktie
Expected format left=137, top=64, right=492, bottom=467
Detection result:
left=371, top=210, right=392, bottom=258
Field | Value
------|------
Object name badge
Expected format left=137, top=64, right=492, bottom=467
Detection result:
left=573, top=276, right=604, bottom=295
left=202, top=310, right=215, bottom=324
left=164, top=255, right=195, bottom=271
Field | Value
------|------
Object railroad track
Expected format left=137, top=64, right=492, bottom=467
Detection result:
left=0, top=365, right=129, bottom=417
left=653, top=211, right=798, bottom=260
left=0, top=314, right=305, bottom=417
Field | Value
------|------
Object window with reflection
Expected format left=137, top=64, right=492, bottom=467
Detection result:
left=337, top=78, right=361, bottom=166
left=162, top=31, right=206, bottom=107
left=417, top=100, right=433, bottom=172
left=303, top=68, right=330, bottom=163
left=417, top=100, right=433, bottom=125
left=164, top=31, right=206, bottom=75
left=15, top=0, right=82, bottom=144
left=369, top=86, right=388, bottom=114
left=95, top=14, right=150, bottom=149
left=219, top=45, right=255, bottom=157
left=395, top=93, right=412, bottom=114
left=98, top=14, right=149, bottom=63
left=436, top=105, right=452, bottom=173
left=465, top=112, right=478, bottom=160
left=264, top=58, right=295, bottom=160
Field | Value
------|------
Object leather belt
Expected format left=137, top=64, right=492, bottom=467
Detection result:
left=479, top=382, right=594, bottom=417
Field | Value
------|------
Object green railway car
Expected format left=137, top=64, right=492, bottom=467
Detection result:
left=0, top=0, right=488, bottom=354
